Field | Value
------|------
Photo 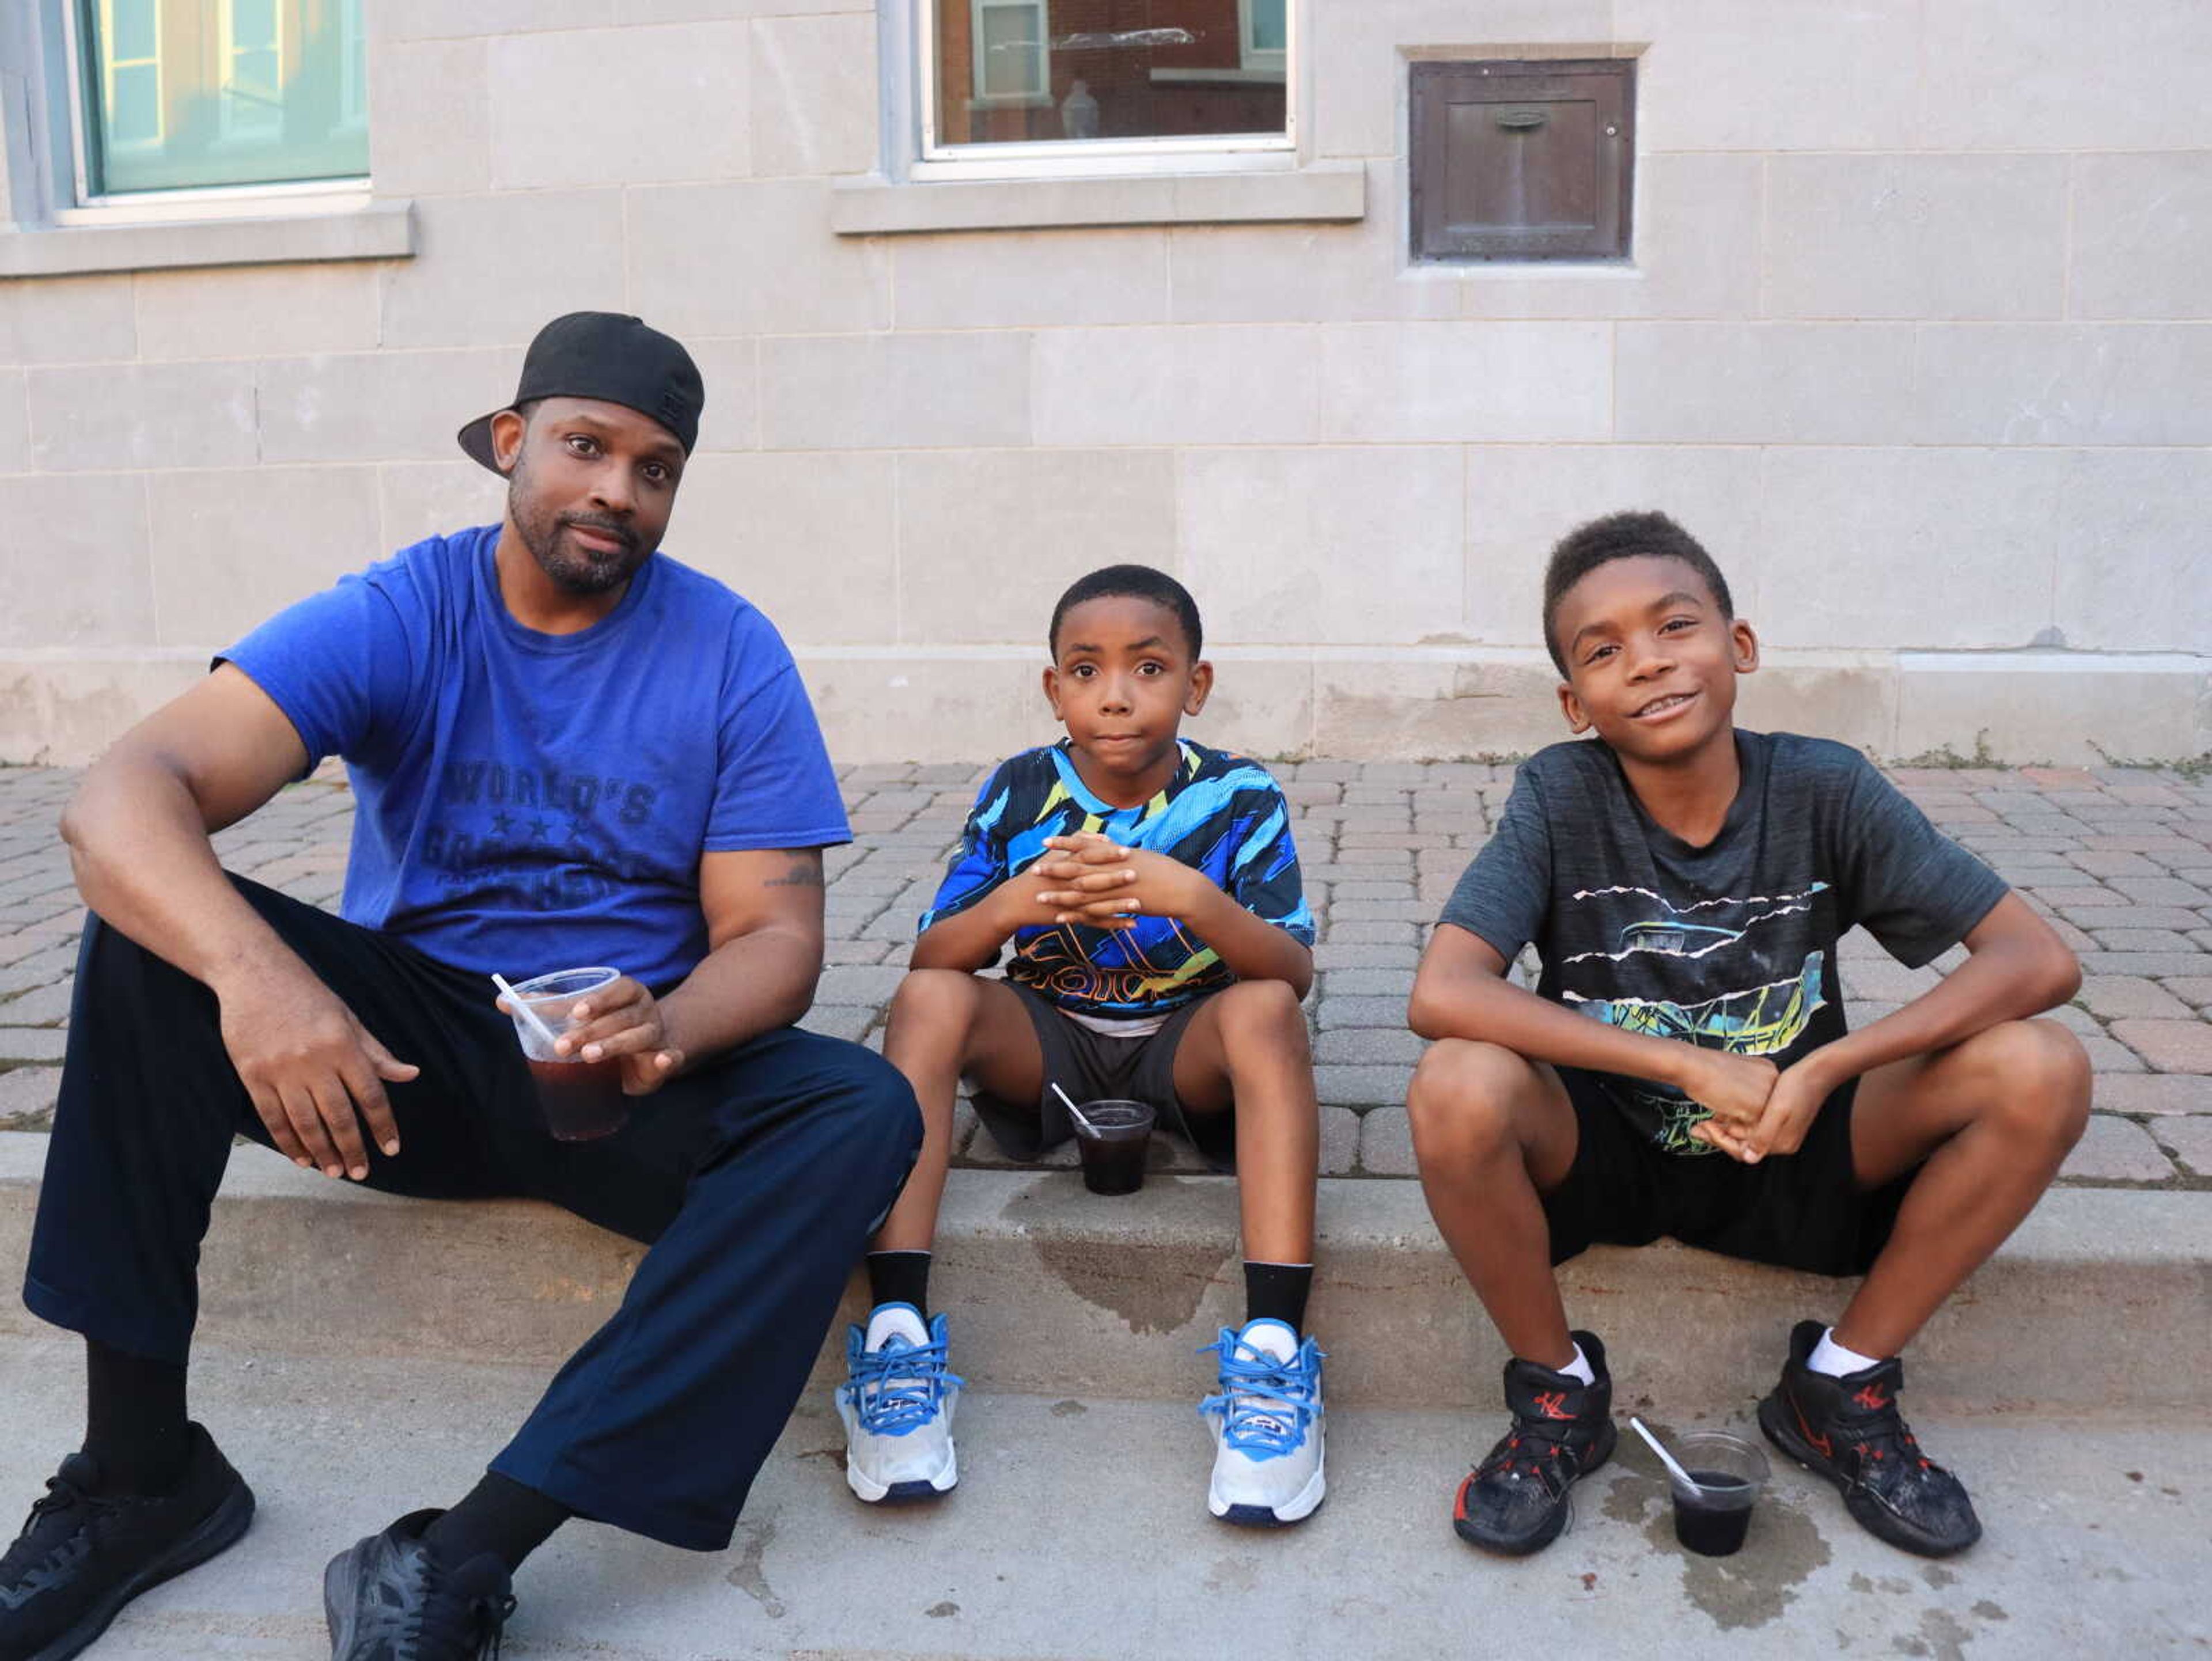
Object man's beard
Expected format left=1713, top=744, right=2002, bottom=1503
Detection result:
left=509, top=467, right=647, bottom=596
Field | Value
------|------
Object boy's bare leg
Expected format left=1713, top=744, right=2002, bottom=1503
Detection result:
left=1406, top=1040, right=1582, bottom=1370
left=1834, top=1017, right=2090, bottom=1359
left=1171, top=980, right=1319, bottom=1264
left=872, top=970, right=1045, bottom=1253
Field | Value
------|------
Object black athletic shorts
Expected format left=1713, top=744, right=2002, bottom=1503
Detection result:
left=968, top=981, right=1233, bottom=1170
left=1541, top=1066, right=1915, bottom=1278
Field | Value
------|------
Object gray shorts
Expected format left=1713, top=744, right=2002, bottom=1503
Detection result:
left=968, top=981, right=1232, bottom=1171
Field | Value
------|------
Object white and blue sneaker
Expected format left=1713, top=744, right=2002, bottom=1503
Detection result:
left=1199, top=1318, right=1327, bottom=1527
left=835, top=1303, right=963, bottom=1504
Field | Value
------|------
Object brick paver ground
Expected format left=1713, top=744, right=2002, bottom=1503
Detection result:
left=3, top=759, right=2209, bottom=1190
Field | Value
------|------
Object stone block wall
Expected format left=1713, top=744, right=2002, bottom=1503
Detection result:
left=1, top=0, right=2207, bottom=766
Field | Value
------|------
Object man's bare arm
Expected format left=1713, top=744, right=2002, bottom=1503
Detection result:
left=647, top=846, right=832, bottom=1065
left=62, top=664, right=311, bottom=986
left=59, top=665, right=417, bottom=1178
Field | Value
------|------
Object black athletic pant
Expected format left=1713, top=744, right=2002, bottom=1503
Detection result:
left=22, top=875, right=921, bottom=1550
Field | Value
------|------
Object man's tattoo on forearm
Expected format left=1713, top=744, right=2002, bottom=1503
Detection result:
left=766, top=858, right=825, bottom=889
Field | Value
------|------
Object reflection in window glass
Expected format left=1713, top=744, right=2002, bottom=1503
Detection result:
left=937, top=0, right=1289, bottom=149
left=80, top=0, right=369, bottom=195
left=222, top=0, right=283, bottom=138
left=1244, top=0, right=1285, bottom=57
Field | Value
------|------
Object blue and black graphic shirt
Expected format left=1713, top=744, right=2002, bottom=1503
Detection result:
left=921, top=740, right=1314, bottom=1020
left=1440, top=731, right=2009, bottom=1156
left=221, top=525, right=849, bottom=992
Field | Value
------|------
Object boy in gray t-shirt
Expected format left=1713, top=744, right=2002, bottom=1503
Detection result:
left=1408, top=511, right=2088, bottom=1562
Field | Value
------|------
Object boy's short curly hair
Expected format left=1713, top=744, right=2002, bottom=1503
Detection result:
left=1049, top=564, right=1204, bottom=660
left=1541, top=511, right=1734, bottom=675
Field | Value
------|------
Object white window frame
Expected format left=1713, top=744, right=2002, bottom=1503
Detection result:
left=59, top=0, right=368, bottom=217
left=915, top=0, right=1297, bottom=178
left=218, top=0, right=285, bottom=142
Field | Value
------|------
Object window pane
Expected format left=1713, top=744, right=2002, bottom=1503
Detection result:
left=233, top=0, right=278, bottom=49
left=111, top=60, right=160, bottom=145
left=109, top=0, right=158, bottom=62
left=82, top=0, right=369, bottom=195
left=1247, top=0, right=1286, bottom=54
left=980, top=7, right=1043, bottom=98
left=936, top=0, right=1288, bottom=149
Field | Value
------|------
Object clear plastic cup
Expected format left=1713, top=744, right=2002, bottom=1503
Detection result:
left=504, top=966, right=630, bottom=1142
left=1072, top=1099, right=1154, bottom=1195
left=1667, top=1431, right=1770, bottom=1557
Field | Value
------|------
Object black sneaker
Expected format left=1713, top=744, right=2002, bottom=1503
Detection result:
left=324, top=1510, right=516, bottom=1660
left=1758, top=1319, right=1982, bottom=1558
left=1452, top=1330, right=1618, bottom=1556
left=0, top=1423, right=254, bottom=1661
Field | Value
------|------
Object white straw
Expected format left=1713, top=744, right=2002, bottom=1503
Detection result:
left=1629, top=1416, right=1704, bottom=1496
left=491, top=973, right=563, bottom=1051
left=1049, top=1081, right=1099, bottom=1136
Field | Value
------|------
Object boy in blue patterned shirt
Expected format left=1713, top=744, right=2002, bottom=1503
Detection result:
left=833, top=565, right=1330, bottom=1527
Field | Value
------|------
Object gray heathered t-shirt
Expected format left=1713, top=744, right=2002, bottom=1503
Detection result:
left=1438, top=731, right=2009, bottom=1158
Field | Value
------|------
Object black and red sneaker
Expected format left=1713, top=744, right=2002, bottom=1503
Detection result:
left=1452, top=1330, right=1617, bottom=1556
left=1758, top=1319, right=1981, bottom=1558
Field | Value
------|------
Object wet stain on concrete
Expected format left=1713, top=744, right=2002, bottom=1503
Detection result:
left=726, top=1518, right=786, bottom=1618
left=1632, top=1480, right=1834, bottom=1632
left=1050, top=1398, right=1089, bottom=1418
left=1922, top=1564, right=1957, bottom=1589
left=1911, top=1607, right=1975, bottom=1661
left=1850, top=1572, right=1877, bottom=1594
left=1971, top=1601, right=2008, bottom=1622
left=1009, top=1182, right=1233, bottom=1333
left=926, top=1601, right=959, bottom=1618
left=1205, top=1557, right=1259, bottom=1594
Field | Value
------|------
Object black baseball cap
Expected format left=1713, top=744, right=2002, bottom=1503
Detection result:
left=457, top=311, right=705, bottom=475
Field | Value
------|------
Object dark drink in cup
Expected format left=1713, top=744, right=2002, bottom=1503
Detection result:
left=502, top=966, right=630, bottom=1143
left=1672, top=1472, right=1755, bottom=1556
left=1661, top=1431, right=1767, bottom=1558
left=1073, top=1099, right=1154, bottom=1196
left=527, top=1055, right=630, bottom=1142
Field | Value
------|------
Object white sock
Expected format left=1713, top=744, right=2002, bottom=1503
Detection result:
left=1559, top=1343, right=1596, bottom=1387
left=1808, top=1326, right=1884, bottom=1379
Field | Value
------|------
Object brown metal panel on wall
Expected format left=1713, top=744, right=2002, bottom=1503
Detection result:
left=1410, top=59, right=1634, bottom=263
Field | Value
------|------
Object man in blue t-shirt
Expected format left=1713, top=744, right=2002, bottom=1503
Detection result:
left=1, top=313, right=920, bottom=1661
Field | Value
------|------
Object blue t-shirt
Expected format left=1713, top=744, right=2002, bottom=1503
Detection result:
left=919, top=740, right=1314, bottom=1019
left=221, top=525, right=850, bottom=991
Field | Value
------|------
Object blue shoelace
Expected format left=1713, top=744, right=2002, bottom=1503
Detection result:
left=1198, top=1329, right=1324, bottom=1461
left=843, top=1328, right=964, bottom=1437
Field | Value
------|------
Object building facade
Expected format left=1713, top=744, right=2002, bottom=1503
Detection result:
left=1, top=1, right=2207, bottom=767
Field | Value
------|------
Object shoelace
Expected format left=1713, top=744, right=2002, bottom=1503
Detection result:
left=1476, top=1414, right=1585, bottom=1491
left=1842, top=1400, right=1941, bottom=1479
left=847, top=1333, right=963, bottom=1436
left=353, top=1545, right=513, bottom=1661
left=1198, top=1334, right=1322, bottom=1459
left=406, top=1581, right=516, bottom=1660
left=0, top=1477, right=105, bottom=1587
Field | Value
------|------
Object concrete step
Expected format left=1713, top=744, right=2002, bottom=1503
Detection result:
left=0, top=1333, right=2203, bottom=1660
left=3, top=1132, right=2206, bottom=1416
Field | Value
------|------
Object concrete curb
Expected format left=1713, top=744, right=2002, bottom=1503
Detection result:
left=2, top=1132, right=2204, bottom=1414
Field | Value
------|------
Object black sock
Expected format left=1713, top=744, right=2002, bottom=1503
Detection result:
left=84, top=1338, right=191, bottom=1495
left=424, top=1472, right=571, bottom=1575
left=866, top=1250, right=932, bottom=1318
left=1243, top=1261, right=1313, bottom=1336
